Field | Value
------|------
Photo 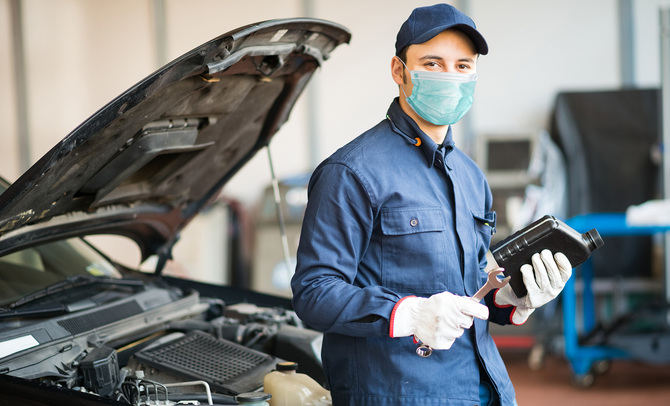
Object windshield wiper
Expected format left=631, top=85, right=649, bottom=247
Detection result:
left=0, top=303, right=86, bottom=320
left=3, top=274, right=145, bottom=310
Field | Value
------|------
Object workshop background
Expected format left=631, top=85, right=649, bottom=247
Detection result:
left=2, top=0, right=670, bottom=403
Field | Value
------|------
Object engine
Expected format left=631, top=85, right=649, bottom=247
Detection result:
left=0, top=286, right=324, bottom=406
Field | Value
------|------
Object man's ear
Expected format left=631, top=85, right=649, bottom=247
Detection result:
left=391, top=56, right=405, bottom=86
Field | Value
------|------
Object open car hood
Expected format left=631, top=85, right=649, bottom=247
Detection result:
left=0, top=19, right=350, bottom=265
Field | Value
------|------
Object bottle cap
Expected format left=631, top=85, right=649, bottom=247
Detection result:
left=276, top=361, right=298, bottom=371
left=585, top=229, right=604, bottom=250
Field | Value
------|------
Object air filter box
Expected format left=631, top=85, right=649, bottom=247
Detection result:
left=133, top=331, right=278, bottom=395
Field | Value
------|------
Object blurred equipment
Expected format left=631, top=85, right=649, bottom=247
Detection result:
left=511, top=131, right=568, bottom=231
left=477, top=133, right=536, bottom=240
left=562, top=215, right=670, bottom=387
left=549, top=87, right=670, bottom=387
left=551, top=89, right=661, bottom=278
left=626, top=199, right=670, bottom=226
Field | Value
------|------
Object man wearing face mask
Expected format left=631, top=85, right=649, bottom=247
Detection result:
left=291, top=4, right=572, bottom=405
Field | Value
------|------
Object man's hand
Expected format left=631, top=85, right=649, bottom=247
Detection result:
left=494, top=250, right=572, bottom=324
left=390, top=291, right=489, bottom=350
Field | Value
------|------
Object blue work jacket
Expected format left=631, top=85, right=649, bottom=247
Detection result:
left=292, top=99, right=517, bottom=405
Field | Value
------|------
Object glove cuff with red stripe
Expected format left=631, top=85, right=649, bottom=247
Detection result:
left=389, top=295, right=420, bottom=337
left=493, top=288, right=534, bottom=325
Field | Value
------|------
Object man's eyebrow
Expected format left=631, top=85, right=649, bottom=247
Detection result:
left=418, top=55, right=476, bottom=64
left=418, top=55, right=444, bottom=61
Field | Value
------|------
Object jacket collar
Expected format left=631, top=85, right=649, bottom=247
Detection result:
left=386, top=98, right=454, bottom=168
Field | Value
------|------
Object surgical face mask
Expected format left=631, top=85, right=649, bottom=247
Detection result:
left=398, top=58, right=478, bottom=126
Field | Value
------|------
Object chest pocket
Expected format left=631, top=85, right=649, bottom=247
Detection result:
left=380, top=207, right=447, bottom=294
left=472, top=210, right=496, bottom=265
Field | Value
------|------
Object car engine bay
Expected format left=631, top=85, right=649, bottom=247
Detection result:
left=0, top=280, right=324, bottom=405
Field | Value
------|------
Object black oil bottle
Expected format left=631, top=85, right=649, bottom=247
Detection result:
left=487, top=215, right=604, bottom=297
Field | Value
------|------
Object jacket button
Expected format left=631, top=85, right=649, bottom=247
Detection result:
left=410, top=218, right=418, bottom=227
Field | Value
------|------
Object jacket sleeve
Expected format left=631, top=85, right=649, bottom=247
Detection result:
left=291, top=162, right=402, bottom=337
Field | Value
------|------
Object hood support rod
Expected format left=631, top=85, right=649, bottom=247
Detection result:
left=266, top=145, right=293, bottom=278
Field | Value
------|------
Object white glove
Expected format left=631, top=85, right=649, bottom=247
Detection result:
left=494, top=250, right=572, bottom=324
left=390, top=291, right=489, bottom=350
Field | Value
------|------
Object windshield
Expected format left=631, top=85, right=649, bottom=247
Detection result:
left=0, top=178, right=121, bottom=306
left=0, top=238, right=121, bottom=306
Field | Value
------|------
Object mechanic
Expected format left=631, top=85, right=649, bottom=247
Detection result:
left=291, top=4, right=572, bottom=405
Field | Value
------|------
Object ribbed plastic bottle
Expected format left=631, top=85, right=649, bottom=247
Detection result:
left=487, top=215, right=604, bottom=297
left=263, top=362, right=332, bottom=406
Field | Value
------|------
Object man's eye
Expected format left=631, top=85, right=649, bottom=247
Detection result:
left=458, top=64, right=471, bottom=70
left=424, top=61, right=439, bottom=67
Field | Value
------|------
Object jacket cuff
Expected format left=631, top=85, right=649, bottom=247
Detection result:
left=389, top=295, right=416, bottom=337
left=484, top=289, right=515, bottom=326
left=492, top=289, right=532, bottom=325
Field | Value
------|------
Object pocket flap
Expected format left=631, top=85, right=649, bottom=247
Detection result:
left=381, top=207, right=445, bottom=235
left=471, top=209, right=497, bottom=233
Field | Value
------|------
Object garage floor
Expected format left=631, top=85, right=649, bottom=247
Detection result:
left=502, top=350, right=670, bottom=405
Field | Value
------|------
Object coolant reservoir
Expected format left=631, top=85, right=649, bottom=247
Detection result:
left=263, top=362, right=332, bottom=406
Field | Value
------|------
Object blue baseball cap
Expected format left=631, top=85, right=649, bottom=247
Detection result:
left=395, top=3, right=488, bottom=56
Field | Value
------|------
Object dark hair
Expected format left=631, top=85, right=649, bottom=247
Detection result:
left=396, top=46, right=408, bottom=63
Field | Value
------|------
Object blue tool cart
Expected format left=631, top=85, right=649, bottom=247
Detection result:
left=562, top=213, right=670, bottom=387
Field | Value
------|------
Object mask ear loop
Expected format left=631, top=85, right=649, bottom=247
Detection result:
left=396, top=56, right=412, bottom=100
left=395, top=57, right=421, bottom=147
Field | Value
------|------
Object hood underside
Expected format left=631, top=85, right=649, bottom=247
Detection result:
left=0, top=18, right=350, bottom=261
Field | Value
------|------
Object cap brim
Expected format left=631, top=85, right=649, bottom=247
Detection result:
left=412, top=23, right=488, bottom=55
